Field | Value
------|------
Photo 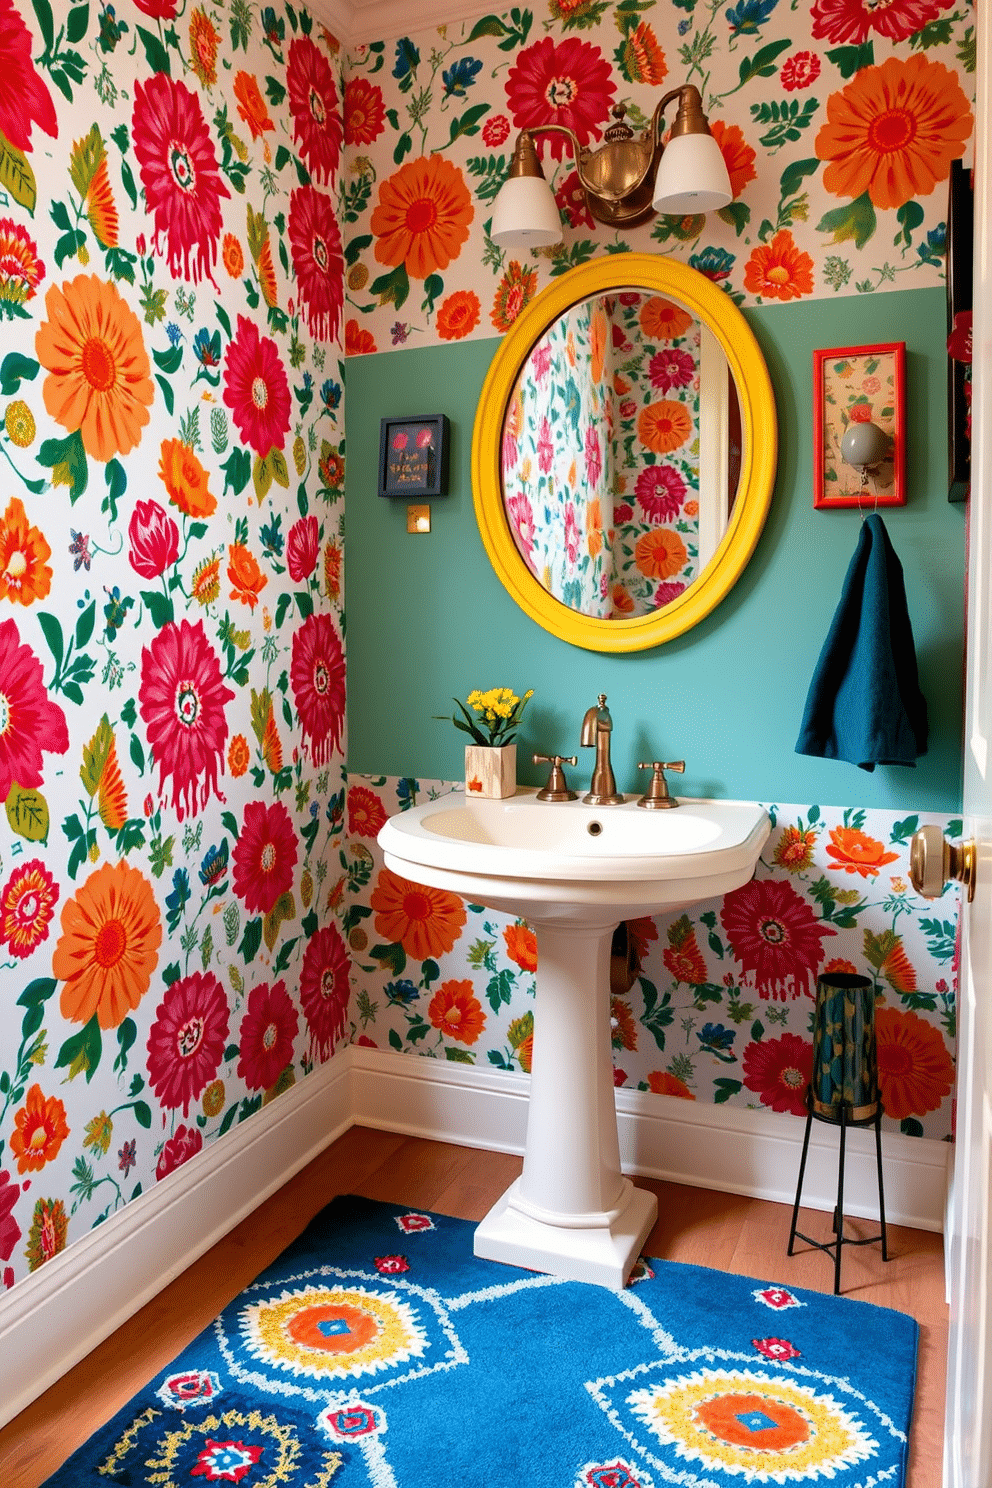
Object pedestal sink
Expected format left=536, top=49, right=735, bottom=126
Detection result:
left=378, top=789, right=770, bottom=1288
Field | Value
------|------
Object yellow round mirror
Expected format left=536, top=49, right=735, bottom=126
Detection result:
left=471, top=254, right=777, bottom=652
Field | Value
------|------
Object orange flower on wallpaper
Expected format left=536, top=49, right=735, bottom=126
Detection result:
left=233, top=71, right=275, bottom=139
left=663, top=914, right=707, bottom=985
left=345, top=318, right=377, bottom=356
left=648, top=1070, right=695, bottom=1099
left=586, top=496, right=603, bottom=558
left=371, top=155, right=473, bottom=280
left=638, top=399, right=692, bottom=454
left=428, top=979, right=486, bottom=1045
left=228, top=734, right=250, bottom=777
left=639, top=296, right=694, bottom=342
left=590, top=305, right=608, bottom=385
left=635, top=527, right=688, bottom=580
left=159, top=438, right=217, bottom=518
left=773, top=826, right=817, bottom=875
left=822, top=957, right=859, bottom=978
left=52, top=860, right=163, bottom=1030
left=826, top=825, right=899, bottom=877
left=9, top=1084, right=69, bottom=1175
left=611, top=583, right=635, bottom=615
left=620, top=21, right=667, bottom=86
left=490, top=260, right=538, bottom=333
left=710, top=120, right=757, bottom=200
left=370, top=867, right=466, bottom=960
left=222, top=234, right=245, bottom=278
left=228, top=543, right=268, bottom=610
left=436, top=290, right=480, bottom=342
left=875, top=1006, right=954, bottom=1119
left=611, top=996, right=638, bottom=1051
left=815, top=54, right=972, bottom=211
left=191, top=554, right=221, bottom=606
left=35, top=274, right=154, bottom=462
left=504, top=922, right=537, bottom=972
left=743, top=230, right=814, bottom=302
left=879, top=936, right=917, bottom=994
left=86, top=158, right=119, bottom=249
left=0, top=496, right=52, bottom=605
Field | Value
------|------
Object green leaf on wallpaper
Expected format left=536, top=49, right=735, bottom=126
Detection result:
left=16, top=977, right=57, bottom=1010
left=714, top=1078, right=742, bottom=1104
left=890, top=815, right=920, bottom=843
left=393, top=133, right=412, bottom=165
left=76, top=599, right=96, bottom=649
left=370, top=261, right=410, bottom=310
left=223, top=446, right=252, bottom=495
left=825, top=43, right=874, bottom=77
left=817, top=193, right=877, bottom=250
left=263, top=892, right=295, bottom=951
left=778, top=157, right=819, bottom=203
left=345, top=234, right=372, bottom=267
left=421, top=958, right=440, bottom=987
left=446, top=104, right=490, bottom=146
left=895, top=200, right=925, bottom=250
left=0, top=138, right=37, bottom=215
left=66, top=3, right=90, bottom=44
left=154, top=344, right=183, bottom=375
left=737, top=38, right=789, bottom=85
left=155, top=374, right=175, bottom=414
left=253, top=452, right=274, bottom=504
left=114, top=1017, right=136, bottom=1074
left=0, top=353, right=39, bottom=399
left=39, top=429, right=88, bottom=501
left=371, top=941, right=406, bottom=977
left=141, top=589, right=174, bottom=630
left=264, top=76, right=286, bottom=108
left=716, top=201, right=749, bottom=236
left=445, top=1047, right=475, bottom=1064
left=31, top=0, right=55, bottom=50
left=136, top=24, right=171, bottom=75
left=486, top=969, right=514, bottom=1011
left=466, top=14, right=509, bottom=41
left=421, top=274, right=443, bottom=314
left=55, top=1015, right=102, bottom=1083
left=275, top=592, right=292, bottom=628
left=239, top=917, right=263, bottom=964
left=272, top=935, right=298, bottom=974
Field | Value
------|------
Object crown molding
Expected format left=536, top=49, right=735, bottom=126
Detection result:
left=311, top=0, right=495, bottom=46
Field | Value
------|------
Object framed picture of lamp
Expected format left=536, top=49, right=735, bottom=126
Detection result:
left=812, top=341, right=907, bottom=510
left=378, top=415, right=450, bottom=498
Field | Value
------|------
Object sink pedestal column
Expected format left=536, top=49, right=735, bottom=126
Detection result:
left=473, top=916, right=657, bottom=1289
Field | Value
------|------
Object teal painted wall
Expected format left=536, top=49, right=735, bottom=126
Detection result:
left=347, top=285, right=964, bottom=814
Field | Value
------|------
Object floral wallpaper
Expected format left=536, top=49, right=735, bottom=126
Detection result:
left=347, top=777, right=959, bottom=1142
left=502, top=291, right=706, bottom=617
left=0, top=1, right=348, bottom=1292
left=341, top=0, right=975, bottom=355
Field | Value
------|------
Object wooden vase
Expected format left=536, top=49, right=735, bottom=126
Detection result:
left=464, top=744, right=516, bottom=799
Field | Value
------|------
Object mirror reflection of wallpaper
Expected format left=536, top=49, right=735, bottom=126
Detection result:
left=502, top=295, right=702, bottom=618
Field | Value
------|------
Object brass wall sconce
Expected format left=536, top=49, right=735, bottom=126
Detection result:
left=490, top=85, right=733, bottom=250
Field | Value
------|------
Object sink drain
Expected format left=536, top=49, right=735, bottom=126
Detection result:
left=587, top=821, right=603, bottom=836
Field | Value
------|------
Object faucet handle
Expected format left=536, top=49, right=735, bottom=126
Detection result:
left=636, top=760, right=685, bottom=810
left=534, top=753, right=579, bottom=802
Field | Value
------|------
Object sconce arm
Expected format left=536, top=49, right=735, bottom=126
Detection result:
left=506, top=124, right=583, bottom=179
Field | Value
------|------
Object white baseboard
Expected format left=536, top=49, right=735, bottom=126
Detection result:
left=349, top=1045, right=949, bottom=1232
left=0, top=1055, right=352, bottom=1431
left=1, top=1045, right=948, bottom=1430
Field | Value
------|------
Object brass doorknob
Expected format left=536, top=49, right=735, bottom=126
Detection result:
left=909, top=823, right=976, bottom=901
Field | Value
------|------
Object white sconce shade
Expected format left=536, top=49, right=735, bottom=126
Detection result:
left=490, top=171, right=563, bottom=249
left=652, top=131, right=733, bottom=215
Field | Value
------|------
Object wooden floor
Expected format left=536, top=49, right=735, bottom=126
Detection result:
left=0, top=1127, right=947, bottom=1487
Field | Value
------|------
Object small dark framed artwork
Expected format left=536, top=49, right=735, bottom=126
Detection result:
left=378, top=415, right=450, bottom=498
left=945, top=159, right=973, bottom=504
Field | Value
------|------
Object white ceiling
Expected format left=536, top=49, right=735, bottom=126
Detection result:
left=311, top=0, right=493, bottom=46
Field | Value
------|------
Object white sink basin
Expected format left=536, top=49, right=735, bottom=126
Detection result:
left=379, top=789, right=770, bottom=920
left=377, top=787, right=770, bottom=1289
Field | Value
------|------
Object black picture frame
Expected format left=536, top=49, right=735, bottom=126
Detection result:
left=946, top=159, right=973, bottom=504
left=378, top=415, right=450, bottom=498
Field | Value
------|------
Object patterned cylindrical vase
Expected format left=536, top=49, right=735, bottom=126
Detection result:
left=810, top=973, right=879, bottom=1122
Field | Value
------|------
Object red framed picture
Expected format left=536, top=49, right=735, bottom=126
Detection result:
left=812, top=342, right=906, bottom=510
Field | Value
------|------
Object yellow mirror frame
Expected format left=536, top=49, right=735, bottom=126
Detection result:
left=471, top=254, right=777, bottom=652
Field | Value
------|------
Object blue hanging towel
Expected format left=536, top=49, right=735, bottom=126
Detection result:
left=795, top=513, right=929, bottom=771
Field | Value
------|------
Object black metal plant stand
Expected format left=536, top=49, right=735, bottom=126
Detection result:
left=787, top=1089, right=888, bottom=1295
left=787, top=971, right=889, bottom=1295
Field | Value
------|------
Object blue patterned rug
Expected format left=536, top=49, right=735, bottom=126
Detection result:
left=44, top=1194, right=918, bottom=1487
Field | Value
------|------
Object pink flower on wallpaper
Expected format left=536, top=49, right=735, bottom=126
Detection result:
left=811, top=0, right=952, bottom=44
left=537, top=416, right=553, bottom=474
left=0, top=858, right=58, bottom=960
left=133, top=0, right=177, bottom=15
left=721, top=878, right=836, bottom=1001
left=299, top=923, right=350, bottom=1060
left=232, top=800, right=298, bottom=916
left=156, top=1124, right=203, bottom=1181
left=0, top=618, right=69, bottom=800
left=287, top=36, right=343, bottom=184
left=654, top=580, right=686, bottom=605
left=648, top=348, right=696, bottom=393
left=131, top=73, right=229, bottom=283
left=223, top=316, right=291, bottom=458
left=290, top=611, right=345, bottom=767
left=286, top=515, right=320, bottom=582
left=347, top=784, right=388, bottom=838
left=138, top=619, right=234, bottom=821
left=635, top=465, right=686, bottom=521
left=237, top=979, right=299, bottom=1091
left=742, top=1032, right=813, bottom=1116
left=0, top=1169, right=20, bottom=1262
left=584, top=426, right=602, bottom=487
left=555, top=170, right=594, bottom=230
left=505, top=37, right=616, bottom=161
left=128, top=499, right=179, bottom=580
left=288, top=187, right=344, bottom=342
left=780, top=52, right=821, bottom=91
left=146, top=972, right=230, bottom=1114
left=482, top=113, right=510, bottom=147
left=505, top=492, right=536, bottom=559
left=564, top=502, right=580, bottom=565
left=0, top=0, right=57, bottom=152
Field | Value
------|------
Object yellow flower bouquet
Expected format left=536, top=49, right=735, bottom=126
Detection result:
left=449, top=687, right=533, bottom=747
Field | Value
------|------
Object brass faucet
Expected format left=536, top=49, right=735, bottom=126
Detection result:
left=580, top=694, right=624, bottom=805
